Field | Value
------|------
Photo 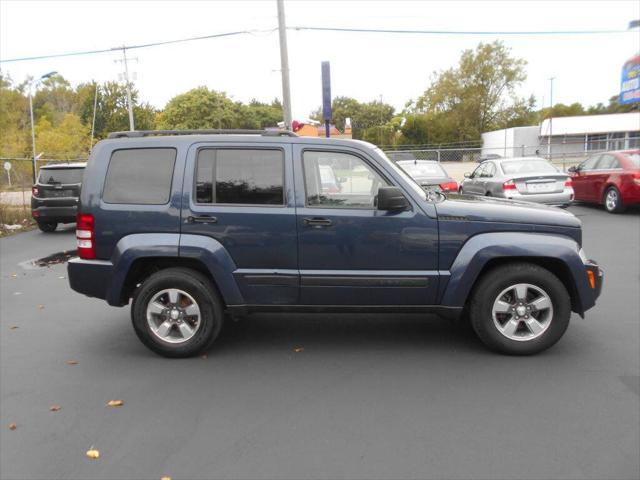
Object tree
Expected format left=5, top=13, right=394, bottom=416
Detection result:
left=159, top=87, right=242, bottom=129
left=310, top=96, right=395, bottom=140
left=414, top=41, right=530, bottom=142
left=0, top=74, right=30, bottom=159
left=35, top=113, right=90, bottom=159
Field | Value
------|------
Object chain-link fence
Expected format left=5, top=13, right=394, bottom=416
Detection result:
left=384, top=137, right=640, bottom=173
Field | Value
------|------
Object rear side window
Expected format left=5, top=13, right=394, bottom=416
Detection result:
left=38, top=168, right=84, bottom=184
left=103, top=148, right=176, bottom=205
left=196, top=149, right=284, bottom=205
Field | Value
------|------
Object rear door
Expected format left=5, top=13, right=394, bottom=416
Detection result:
left=293, top=145, right=439, bottom=306
left=592, top=154, right=621, bottom=201
left=181, top=142, right=298, bottom=305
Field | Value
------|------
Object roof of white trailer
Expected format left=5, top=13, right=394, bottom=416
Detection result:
left=540, top=112, right=640, bottom=136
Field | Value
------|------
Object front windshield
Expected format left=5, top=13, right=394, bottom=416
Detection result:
left=374, top=148, right=427, bottom=200
left=501, top=160, right=558, bottom=175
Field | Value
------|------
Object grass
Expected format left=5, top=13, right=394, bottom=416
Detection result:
left=0, top=204, right=35, bottom=237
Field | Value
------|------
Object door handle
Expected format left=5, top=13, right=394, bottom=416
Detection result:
left=187, top=215, right=218, bottom=224
left=303, top=217, right=332, bottom=227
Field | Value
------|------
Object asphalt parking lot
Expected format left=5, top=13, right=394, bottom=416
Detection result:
left=1, top=205, right=638, bottom=480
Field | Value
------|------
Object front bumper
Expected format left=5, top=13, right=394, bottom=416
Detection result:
left=585, top=260, right=604, bottom=302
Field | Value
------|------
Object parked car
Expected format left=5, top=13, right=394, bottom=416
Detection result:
left=31, top=162, right=86, bottom=232
left=568, top=150, right=640, bottom=213
left=396, top=159, right=458, bottom=192
left=68, top=130, right=602, bottom=358
left=460, top=157, right=574, bottom=207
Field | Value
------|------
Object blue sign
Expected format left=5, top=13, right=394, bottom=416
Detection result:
left=620, top=54, right=640, bottom=105
left=321, top=61, right=332, bottom=120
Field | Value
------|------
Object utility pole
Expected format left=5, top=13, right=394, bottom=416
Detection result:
left=90, top=82, right=99, bottom=150
left=277, top=0, right=293, bottom=130
left=547, top=77, right=555, bottom=159
left=115, top=46, right=136, bottom=131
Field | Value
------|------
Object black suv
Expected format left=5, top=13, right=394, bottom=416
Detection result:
left=68, top=130, right=602, bottom=358
left=31, top=163, right=86, bottom=232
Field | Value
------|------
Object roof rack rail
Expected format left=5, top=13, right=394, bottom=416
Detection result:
left=107, top=129, right=298, bottom=139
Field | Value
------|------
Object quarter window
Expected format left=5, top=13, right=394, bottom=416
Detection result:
left=103, top=148, right=176, bottom=205
left=303, top=151, right=388, bottom=208
left=196, top=149, right=284, bottom=205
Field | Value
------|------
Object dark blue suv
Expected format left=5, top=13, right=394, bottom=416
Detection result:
left=68, top=130, right=603, bottom=357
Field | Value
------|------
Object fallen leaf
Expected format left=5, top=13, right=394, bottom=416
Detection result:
left=201, top=354, right=208, bottom=359
left=66, top=360, right=78, bottom=365
left=38, top=305, right=44, bottom=310
left=86, top=448, right=100, bottom=459
left=161, top=477, right=172, bottom=480
left=293, top=347, right=304, bottom=353
left=58, top=276, right=66, bottom=279
left=50, top=405, right=61, bottom=412
left=106, top=400, right=124, bottom=407
left=11, top=273, right=17, bottom=278
left=13, top=292, right=22, bottom=295
left=9, top=326, right=18, bottom=330
left=9, top=423, right=17, bottom=430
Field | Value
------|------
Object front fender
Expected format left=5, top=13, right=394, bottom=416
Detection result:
left=439, top=232, right=593, bottom=313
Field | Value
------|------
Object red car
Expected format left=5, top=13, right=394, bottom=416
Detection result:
left=569, top=150, right=640, bottom=213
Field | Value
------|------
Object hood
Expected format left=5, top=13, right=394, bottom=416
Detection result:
left=434, top=193, right=581, bottom=228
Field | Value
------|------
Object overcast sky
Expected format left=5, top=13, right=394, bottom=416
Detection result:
left=1, top=0, right=638, bottom=120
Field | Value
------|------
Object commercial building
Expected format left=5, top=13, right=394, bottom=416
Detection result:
left=482, top=112, right=640, bottom=159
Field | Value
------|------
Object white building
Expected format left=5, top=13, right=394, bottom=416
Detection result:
left=482, top=112, right=640, bottom=159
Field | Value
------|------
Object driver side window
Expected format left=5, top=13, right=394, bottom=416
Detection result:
left=303, top=151, right=388, bottom=208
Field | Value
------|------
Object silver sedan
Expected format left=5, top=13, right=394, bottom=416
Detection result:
left=460, top=157, right=574, bottom=207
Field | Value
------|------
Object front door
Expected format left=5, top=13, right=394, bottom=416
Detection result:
left=293, top=145, right=439, bottom=306
left=571, top=155, right=600, bottom=201
left=181, top=143, right=298, bottom=305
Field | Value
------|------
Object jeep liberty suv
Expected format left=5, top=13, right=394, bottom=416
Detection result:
left=68, top=130, right=603, bottom=357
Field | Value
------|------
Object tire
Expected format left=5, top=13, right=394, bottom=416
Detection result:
left=469, top=263, right=571, bottom=355
left=37, top=221, right=57, bottom=232
left=603, top=186, right=625, bottom=213
left=131, top=267, right=224, bottom=358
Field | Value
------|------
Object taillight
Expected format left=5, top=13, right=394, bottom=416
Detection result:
left=32, top=186, right=39, bottom=197
left=502, top=179, right=516, bottom=191
left=633, top=172, right=640, bottom=186
left=439, top=181, right=458, bottom=192
left=76, top=213, right=95, bottom=259
left=564, top=179, right=573, bottom=188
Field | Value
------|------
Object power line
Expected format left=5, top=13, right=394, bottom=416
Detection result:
left=290, top=26, right=632, bottom=35
left=0, top=29, right=264, bottom=64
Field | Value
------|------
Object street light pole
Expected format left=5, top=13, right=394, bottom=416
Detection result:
left=28, top=71, right=57, bottom=183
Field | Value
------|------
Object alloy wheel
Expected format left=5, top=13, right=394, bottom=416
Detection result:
left=146, top=288, right=201, bottom=344
left=491, top=283, right=553, bottom=342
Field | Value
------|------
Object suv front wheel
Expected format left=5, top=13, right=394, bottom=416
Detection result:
left=131, top=268, right=223, bottom=358
left=469, top=263, right=571, bottom=355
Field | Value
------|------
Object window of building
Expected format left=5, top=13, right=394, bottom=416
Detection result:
left=195, top=149, right=284, bottom=205
left=587, top=134, right=607, bottom=151
left=608, top=132, right=626, bottom=151
left=103, top=148, right=176, bottom=205
left=303, top=151, right=388, bottom=208
left=628, top=131, right=640, bottom=149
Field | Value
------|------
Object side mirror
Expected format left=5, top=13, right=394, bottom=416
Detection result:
left=464, top=172, right=471, bottom=178
left=567, top=166, right=577, bottom=173
left=377, top=186, right=410, bottom=211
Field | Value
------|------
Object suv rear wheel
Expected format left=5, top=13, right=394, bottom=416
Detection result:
left=469, top=263, right=571, bottom=355
left=37, top=221, right=57, bottom=232
left=131, top=268, right=223, bottom=358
